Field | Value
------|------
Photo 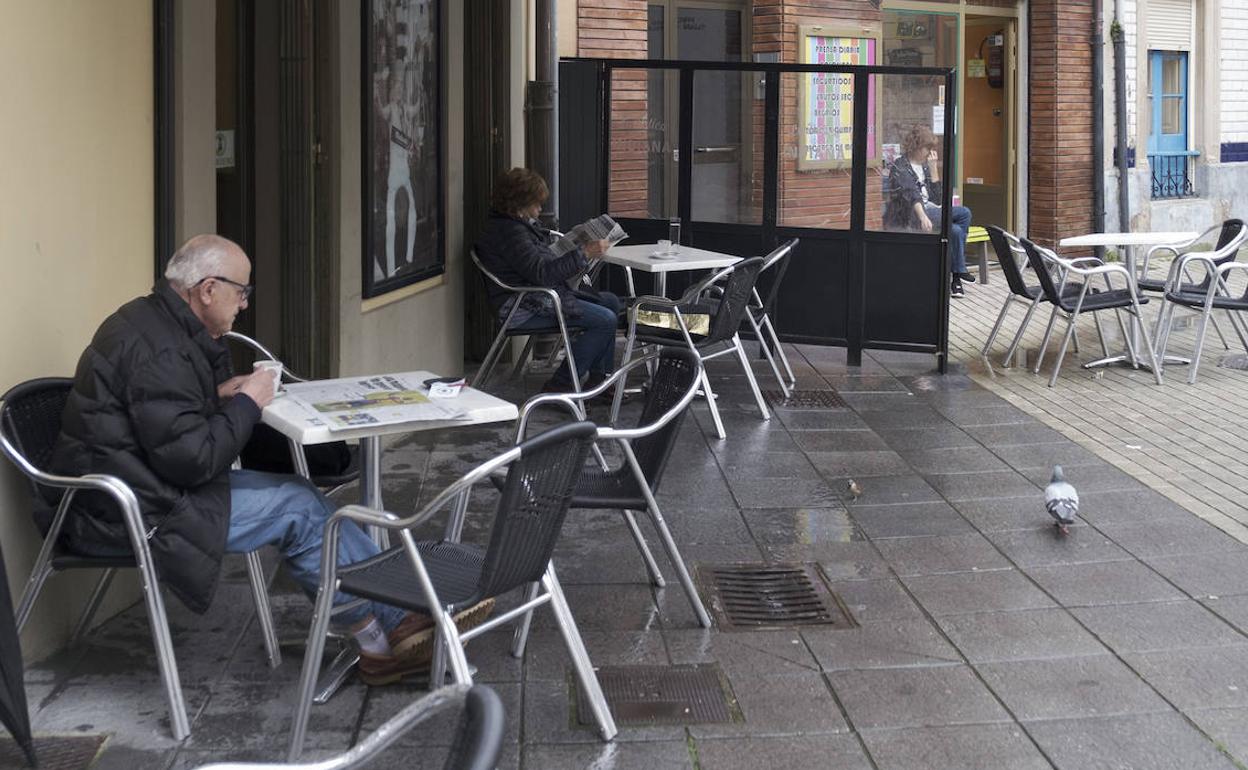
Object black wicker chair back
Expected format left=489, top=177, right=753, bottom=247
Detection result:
left=1020, top=238, right=1065, bottom=305
left=631, top=348, right=700, bottom=487
left=477, top=421, right=597, bottom=598
left=1, top=378, right=72, bottom=503
left=704, top=256, right=765, bottom=345
left=986, top=226, right=1033, bottom=299
left=757, top=240, right=798, bottom=318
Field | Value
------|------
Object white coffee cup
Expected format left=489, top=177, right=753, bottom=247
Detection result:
left=252, top=360, right=283, bottom=397
left=657, top=239, right=673, bottom=255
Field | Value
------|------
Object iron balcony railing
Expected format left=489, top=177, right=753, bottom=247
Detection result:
left=1149, top=150, right=1199, bottom=200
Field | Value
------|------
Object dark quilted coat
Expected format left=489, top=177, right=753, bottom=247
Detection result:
left=474, top=210, right=588, bottom=321
left=47, top=280, right=261, bottom=614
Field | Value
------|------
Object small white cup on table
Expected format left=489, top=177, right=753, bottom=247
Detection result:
left=252, top=360, right=283, bottom=398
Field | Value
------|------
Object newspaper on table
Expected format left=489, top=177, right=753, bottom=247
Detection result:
left=549, top=214, right=628, bottom=256
left=282, top=374, right=466, bottom=431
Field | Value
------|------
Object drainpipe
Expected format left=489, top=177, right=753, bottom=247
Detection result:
left=1113, top=0, right=1131, bottom=234
left=527, top=0, right=559, bottom=229
left=1092, top=0, right=1106, bottom=259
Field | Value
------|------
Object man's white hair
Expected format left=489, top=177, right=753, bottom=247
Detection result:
left=164, top=234, right=236, bottom=289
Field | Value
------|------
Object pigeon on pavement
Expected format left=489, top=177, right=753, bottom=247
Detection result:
left=1044, top=465, right=1079, bottom=535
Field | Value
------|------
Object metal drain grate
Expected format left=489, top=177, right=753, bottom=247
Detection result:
left=762, top=389, right=849, bottom=409
left=574, top=664, right=739, bottom=727
left=1219, top=353, right=1248, bottom=370
left=0, top=735, right=106, bottom=770
left=698, top=563, right=857, bottom=631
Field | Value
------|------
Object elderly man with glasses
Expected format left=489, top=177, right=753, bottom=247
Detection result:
left=46, top=234, right=473, bottom=684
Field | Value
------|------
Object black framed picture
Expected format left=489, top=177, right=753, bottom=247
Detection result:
left=362, top=0, right=443, bottom=299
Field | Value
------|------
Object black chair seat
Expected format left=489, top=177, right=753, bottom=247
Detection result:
left=1056, top=288, right=1147, bottom=313
left=569, top=467, right=646, bottom=510
left=1164, top=290, right=1248, bottom=311
left=339, top=541, right=485, bottom=613
left=1139, top=277, right=1210, bottom=294
left=1024, top=281, right=1085, bottom=301
left=50, top=550, right=136, bottom=571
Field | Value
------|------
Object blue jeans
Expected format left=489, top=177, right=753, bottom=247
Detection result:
left=510, top=291, right=621, bottom=385
left=228, top=470, right=406, bottom=632
left=925, top=204, right=972, bottom=274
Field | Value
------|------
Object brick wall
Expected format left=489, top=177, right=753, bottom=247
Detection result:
left=1028, top=0, right=1095, bottom=250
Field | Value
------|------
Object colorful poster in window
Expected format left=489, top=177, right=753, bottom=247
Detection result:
left=799, top=34, right=877, bottom=169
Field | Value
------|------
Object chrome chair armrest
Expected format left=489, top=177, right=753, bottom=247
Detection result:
left=515, top=354, right=662, bottom=440
left=224, top=331, right=308, bottom=383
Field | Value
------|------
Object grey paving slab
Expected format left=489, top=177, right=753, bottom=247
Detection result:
left=759, top=541, right=894, bottom=581
left=964, top=423, right=1071, bottom=447
left=849, top=501, right=975, bottom=539
left=1095, top=517, right=1248, bottom=559
left=988, top=441, right=1106, bottom=471
left=984, top=526, right=1133, bottom=567
left=790, top=429, right=890, bottom=453
left=828, top=666, right=1011, bottom=729
left=727, top=476, right=842, bottom=509
left=838, top=392, right=922, bottom=412
left=926, top=403, right=1038, bottom=427
left=521, top=630, right=669, bottom=681
left=1072, top=601, right=1248, bottom=654
left=1018, top=462, right=1150, bottom=493
left=952, top=495, right=1061, bottom=532
left=975, top=655, right=1172, bottom=721
left=523, top=741, right=695, bottom=770
left=896, top=445, right=1011, bottom=474
left=1024, top=712, right=1241, bottom=770
left=1024, top=560, right=1187, bottom=607
left=833, top=474, right=944, bottom=506
left=824, top=374, right=914, bottom=393
left=738, top=507, right=861, bottom=544
left=693, top=734, right=873, bottom=770
left=1204, top=594, right=1248, bottom=633
left=857, top=724, right=1052, bottom=770
left=663, top=628, right=820, bottom=679
left=530, top=584, right=664, bottom=632
left=858, top=406, right=952, bottom=431
left=522, top=678, right=686, bottom=745
left=924, top=469, right=1042, bottom=502
left=935, top=608, right=1109, bottom=663
left=1121, top=646, right=1248, bottom=710
left=876, top=426, right=980, bottom=451
left=901, top=570, right=1058, bottom=616
left=824, top=578, right=925, bottom=624
left=715, top=451, right=820, bottom=479
left=1072, top=488, right=1199, bottom=526
left=1143, top=550, right=1248, bottom=597
left=774, top=409, right=871, bottom=431
left=802, top=618, right=962, bottom=671
left=874, top=532, right=1014, bottom=576
left=685, top=671, right=850, bottom=739
left=804, top=450, right=912, bottom=479
left=1187, top=707, right=1248, bottom=767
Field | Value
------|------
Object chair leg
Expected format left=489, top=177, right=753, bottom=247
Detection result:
left=1033, top=306, right=1062, bottom=374
left=699, top=367, right=727, bottom=440
left=749, top=311, right=789, bottom=398
left=70, top=568, right=117, bottom=646
left=1003, top=298, right=1040, bottom=368
left=1210, top=312, right=1231, bottom=350
left=981, top=297, right=1014, bottom=356
left=732, top=334, right=771, bottom=422
left=509, top=335, right=538, bottom=380
left=137, top=557, right=191, bottom=741
left=509, top=582, right=542, bottom=658
left=1093, top=309, right=1110, bottom=357
left=15, top=553, right=57, bottom=631
left=430, top=625, right=449, bottom=688
left=1048, top=313, right=1080, bottom=387
left=473, top=329, right=509, bottom=389
left=621, top=510, right=666, bottom=587
left=1188, top=306, right=1214, bottom=384
left=543, top=564, right=617, bottom=741
left=288, top=582, right=339, bottom=759
left=763, top=314, right=796, bottom=388
left=245, top=550, right=281, bottom=668
left=609, top=328, right=639, bottom=426
left=642, top=498, right=712, bottom=628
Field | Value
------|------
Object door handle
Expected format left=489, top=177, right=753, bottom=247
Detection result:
left=695, top=146, right=736, bottom=153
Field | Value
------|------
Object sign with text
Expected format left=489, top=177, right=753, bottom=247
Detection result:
left=799, top=30, right=878, bottom=170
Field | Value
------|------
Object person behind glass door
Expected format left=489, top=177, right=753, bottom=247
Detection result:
left=883, top=124, right=975, bottom=298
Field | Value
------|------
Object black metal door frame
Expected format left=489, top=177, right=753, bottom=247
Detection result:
left=568, top=57, right=955, bottom=371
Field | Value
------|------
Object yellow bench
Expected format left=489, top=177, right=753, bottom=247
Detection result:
left=967, top=225, right=991, bottom=284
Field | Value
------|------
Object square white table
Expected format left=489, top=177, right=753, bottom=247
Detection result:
left=1057, top=231, right=1198, bottom=370
left=602, top=243, right=741, bottom=296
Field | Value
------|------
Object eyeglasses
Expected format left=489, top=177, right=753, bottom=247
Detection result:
left=198, top=275, right=253, bottom=300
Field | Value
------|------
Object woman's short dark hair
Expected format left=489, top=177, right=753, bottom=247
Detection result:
left=492, top=168, right=549, bottom=215
left=901, top=124, right=938, bottom=158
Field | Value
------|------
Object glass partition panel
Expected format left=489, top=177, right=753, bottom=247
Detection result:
left=870, top=73, right=950, bottom=234
left=690, top=70, right=764, bottom=224
left=882, top=11, right=959, bottom=69
left=777, top=72, right=853, bottom=230
left=607, top=67, right=678, bottom=220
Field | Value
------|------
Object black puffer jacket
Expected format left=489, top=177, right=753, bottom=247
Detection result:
left=475, top=210, right=588, bottom=321
left=47, top=280, right=261, bottom=614
left=883, top=156, right=943, bottom=231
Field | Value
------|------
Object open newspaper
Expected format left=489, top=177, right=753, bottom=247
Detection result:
left=549, top=214, right=628, bottom=256
left=282, top=374, right=465, bottom=431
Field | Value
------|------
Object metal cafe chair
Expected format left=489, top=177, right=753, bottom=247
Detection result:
left=1020, top=239, right=1163, bottom=387
left=613, top=256, right=769, bottom=440
left=0, top=378, right=282, bottom=742
left=746, top=239, right=800, bottom=396
left=506, top=348, right=712, bottom=638
left=1156, top=230, right=1248, bottom=383
left=980, top=226, right=1087, bottom=367
left=1145, top=220, right=1248, bottom=358
left=198, top=684, right=504, bottom=770
left=287, top=421, right=616, bottom=759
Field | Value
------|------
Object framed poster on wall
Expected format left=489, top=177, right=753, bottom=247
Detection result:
left=362, top=0, right=443, bottom=299
left=797, top=24, right=880, bottom=171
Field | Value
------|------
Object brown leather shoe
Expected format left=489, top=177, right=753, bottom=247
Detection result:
left=356, top=649, right=429, bottom=686
left=358, top=599, right=497, bottom=686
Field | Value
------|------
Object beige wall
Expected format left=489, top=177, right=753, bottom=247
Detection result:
left=334, top=4, right=468, bottom=378
left=0, top=2, right=154, bottom=656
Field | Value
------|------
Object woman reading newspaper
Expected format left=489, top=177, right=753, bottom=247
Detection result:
left=475, top=168, right=626, bottom=398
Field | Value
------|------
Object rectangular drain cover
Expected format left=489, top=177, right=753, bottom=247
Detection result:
left=698, top=563, right=857, bottom=631
left=575, top=664, right=739, bottom=727
left=763, top=389, right=848, bottom=409
left=0, top=735, right=106, bottom=770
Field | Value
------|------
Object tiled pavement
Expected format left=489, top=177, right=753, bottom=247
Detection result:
left=20, top=336, right=1248, bottom=769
